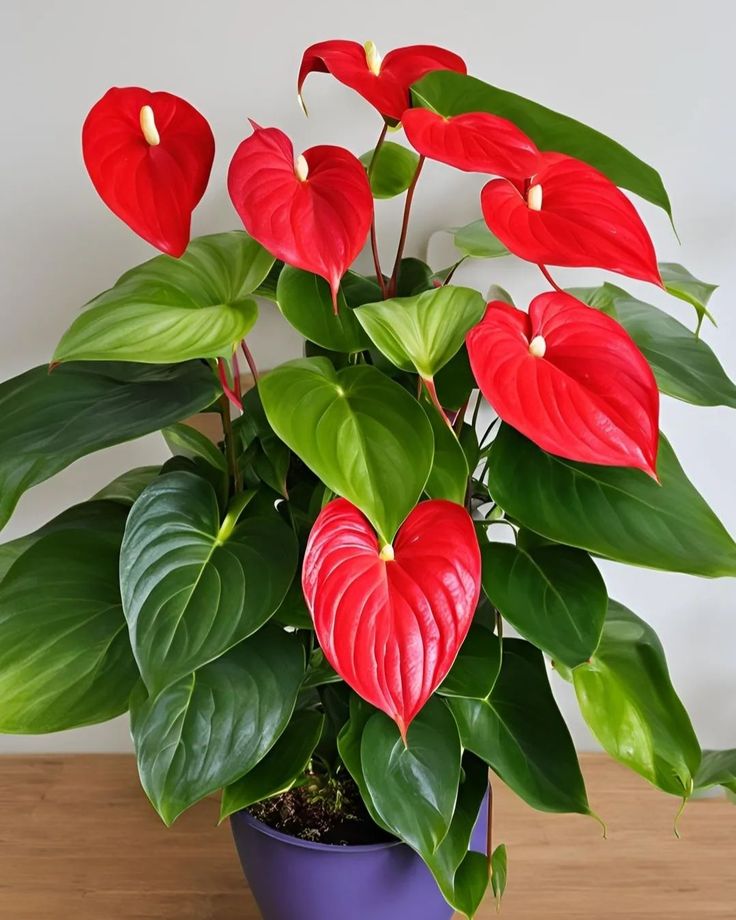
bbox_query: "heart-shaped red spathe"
[82,87,215,257]
[298,40,466,122]
[303,498,481,738]
[402,109,539,179]
[466,293,660,475]
[228,123,373,311]
[481,152,662,286]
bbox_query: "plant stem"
[388,155,425,297]
[538,263,564,293]
[422,376,452,428]
[368,124,389,298]
[241,339,259,383]
[219,393,242,494]
[486,773,494,876]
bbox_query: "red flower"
[303,498,481,739]
[228,123,373,311]
[466,293,660,476]
[298,40,466,122]
[481,152,662,286]
[402,109,539,178]
[82,87,215,257]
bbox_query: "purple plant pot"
[230,795,488,920]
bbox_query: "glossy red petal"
[466,294,660,475]
[402,109,539,178]
[480,152,662,286]
[82,87,215,257]
[303,498,481,737]
[227,123,373,307]
[298,40,466,121]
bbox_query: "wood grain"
[0,754,732,919]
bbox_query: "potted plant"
[1,36,734,920]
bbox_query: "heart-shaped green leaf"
[361,697,462,855]
[360,141,420,199]
[53,232,273,364]
[439,624,501,699]
[276,266,370,353]
[424,401,468,504]
[120,472,298,694]
[131,626,305,825]
[570,283,736,408]
[0,501,138,733]
[694,750,736,795]
[260,358,434,543]
[411,71,672,219]
[453,219,510,259]
[572,601,701,797]
[0,360,219,532]
[220,709,325,820]
[659,262,718,328]
[488,425,736,576]
[355,286,485,380]
[482,542,607,667]
[449,639,590,815]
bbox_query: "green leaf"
[53,232,273,364]
[355,286,485,380]
[573,601,701,797]
[92,466,161,506]
[488,425,736,577]
[220,709,325,820]
[120,472,298,694]
[491,843,508,909]
[360,141,419,199]
[449,639,590,815]
[411,71,672,219]
[236,387,291,498]
[659,262,718,328]
[0,501,138,733]
[435,346,476,411]
[340,271,383,308]
[336,694,392,832]
[481,542,607,667]
[276,266,370,353]
[424,401,469,504]
[259,358,434,543]
[439,624,501,699]
[453,219,509,259]
[395,258,435,296]
[131,626,305,825]
[163,422,228,472]
[0,360,219,532]
[694,750,736,795]
[361,698,462,855]
[570,283,736,408]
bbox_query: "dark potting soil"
[248,775,394,846]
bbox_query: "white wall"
[1,0,734,753]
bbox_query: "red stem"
[388,156,425,297]
[240,339,260,383]
[538,263,564,293]
[232,350,243,405]
[422,376,452,428]
[369,124,389,298]
[217,357,242,411]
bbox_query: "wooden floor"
[0,755,733,919]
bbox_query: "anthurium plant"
[1,38,735,917]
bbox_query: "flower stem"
[388,155,425,297]
[369,124,389,298]
[538,263,564,293]
[218,393,242,494]
[240,339,259,383]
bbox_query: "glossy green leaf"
[659,262,718,327]
[92,466,161,506]
[573,601,701,797]
[355,286,485,379]
[424,401,469,504]
[482,541,607,667]
[220,709,325,820]
[360,141,420,198]
[53,232,273,363]
[120,472,298,694]
[361,698,462,855]
[260,358,434,543]
[0,360,218,533]
[395,258,435,296]
[336,694,392,832]
[453,219,510,259]
[0,501,138,733]
[340,271,383,308]
[131,627,305,825]
[276,266,370,353]
[434,346,476,411]
[488,425,736,577]
[491,843,508,909]
[163,422,228,471]
[449,639,590,815]
[236,387,291,498]
[694,750,736,795]
[570,283,736,408]
[411,71,672,219]
[439,624,501,699]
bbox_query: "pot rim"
[231,808,403,854]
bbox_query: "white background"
[1,0,734,753]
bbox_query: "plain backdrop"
[0,0,734,754]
